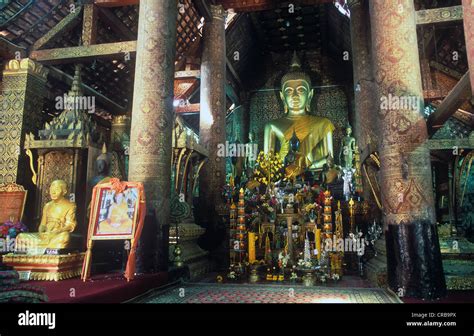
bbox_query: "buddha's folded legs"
[16,232,71,251]
[15,232,41,252]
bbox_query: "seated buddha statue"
[321,155,341,187]
[16,180,77,253]
[264,52,335,171]
[91,143,112,187]
[284,129,306,180]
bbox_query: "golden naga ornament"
[16,180,77,253]
[264,51,335,170]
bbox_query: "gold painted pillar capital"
[209,4,227,21]
[3,58,49,80]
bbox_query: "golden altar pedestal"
[2,252,85,281]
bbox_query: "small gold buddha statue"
[16,180,77,253]
[264,52,335,170]
[321,155,341,187]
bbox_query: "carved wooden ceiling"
[0,0,471,135]
[0,0,203,121]
[416,0,473,134]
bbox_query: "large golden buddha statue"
[16,180,77,253]
[264,52,335,170]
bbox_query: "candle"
[315,229,321,260]
[248,232,256,263]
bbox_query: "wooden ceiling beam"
[428,136,474,150]
[215,0,329,12]
[216,0,274,12]
[427,71,472,136]
[94,0,139,7]
[82,4,99,46]
[416,6,463,25]
[430,60,463,80]
[176,103,200,114]
[29,41,136,64]
[175,69,201,79]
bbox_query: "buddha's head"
[50,180,68,201]
[96,143,110,175]
[326,154,335,168]
[249,130,255,142]
[289,129,300,152]
[345,123,353,136]
[280,52,313,116]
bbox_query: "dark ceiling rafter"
[428,71,472,136]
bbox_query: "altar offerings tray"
[2,253,85,281]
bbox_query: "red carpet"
[28,272,168,303]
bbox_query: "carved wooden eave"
[24,133,92,150]
[174,79,199,99]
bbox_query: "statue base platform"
[2,252,85,281]
[363,238,388,288]
[170,222,209,280]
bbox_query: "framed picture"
[82,178,145,281]
[91,185,139,239]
